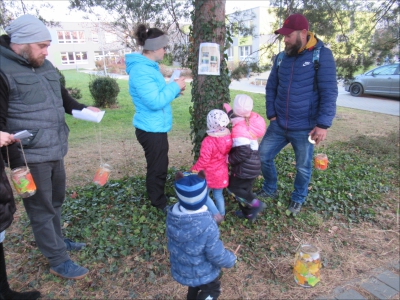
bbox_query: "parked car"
[344,63,399,98]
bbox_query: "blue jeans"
[259,121,314,204]
[205,188,225,216]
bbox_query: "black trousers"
[187,277,221,300]
[135,128,169,209]
[228,175,256,216]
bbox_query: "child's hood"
[166,209,214,244]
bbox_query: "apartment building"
[226,5,279,69]
[46,21,130,71]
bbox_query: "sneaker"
[255,189,278,199]
[213,213,224,225]
[286,201,302,216]
[64,238,86,251]
[50,260,89,280]
[248,199,266,223]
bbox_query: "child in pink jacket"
[191,109,232,224]
[224,94,267,223]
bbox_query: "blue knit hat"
[174,172,208,210]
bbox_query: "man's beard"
[20,45,45,67]
[284,34,302,57]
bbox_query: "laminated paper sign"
[198,43,220,75]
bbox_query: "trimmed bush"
[89,76,120,108]
[66,87,82,99]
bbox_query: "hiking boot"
[286,201,302,216]
[255,189,278,199]
[248,199,266,223]
[64,238,86,251]
[213,213,224,225]
[50,260,89,280]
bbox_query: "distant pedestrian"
[384,55,390,65]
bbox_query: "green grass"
[62,70,268,145]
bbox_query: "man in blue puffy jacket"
[258,14,337,215]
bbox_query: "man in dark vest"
[0,14,99,280]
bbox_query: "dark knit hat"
[174,172,208,210]
[274,13,309,35]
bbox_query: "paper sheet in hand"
[169,70,181,83]
[14,130,33,139]
[72,108,105,123]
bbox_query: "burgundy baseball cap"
[274,13,309,35]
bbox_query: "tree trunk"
[189,0,230,160]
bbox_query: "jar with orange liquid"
[314,153,329,170]
[93,163,111,186]
[11,166,37,198]
[293,244,321,287]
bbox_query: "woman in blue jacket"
[125,24,186,213]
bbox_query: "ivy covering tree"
[269,0,399,80]
[188,0,231,160]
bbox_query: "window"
[104,32,117,43]
[239,20,252,37]
[239,46,252,60]
[61,52,88,65]
[57,31,85,44]
[225,47,234,61]
[368,64,398,76]
[91,31,99,43]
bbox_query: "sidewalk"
[316,260,399,300]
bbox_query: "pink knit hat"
[233,94,253,117]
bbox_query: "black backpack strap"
[312,47,321,91]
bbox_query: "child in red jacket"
[191,109,232,224]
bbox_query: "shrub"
[56,67,66,87]
[66,87,82,99]
[160,53,173,66]
[89,76,120,108]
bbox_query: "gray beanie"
[5,14,52,44]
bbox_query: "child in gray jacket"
[166,171,236,300]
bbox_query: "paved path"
[316,260,400,300]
